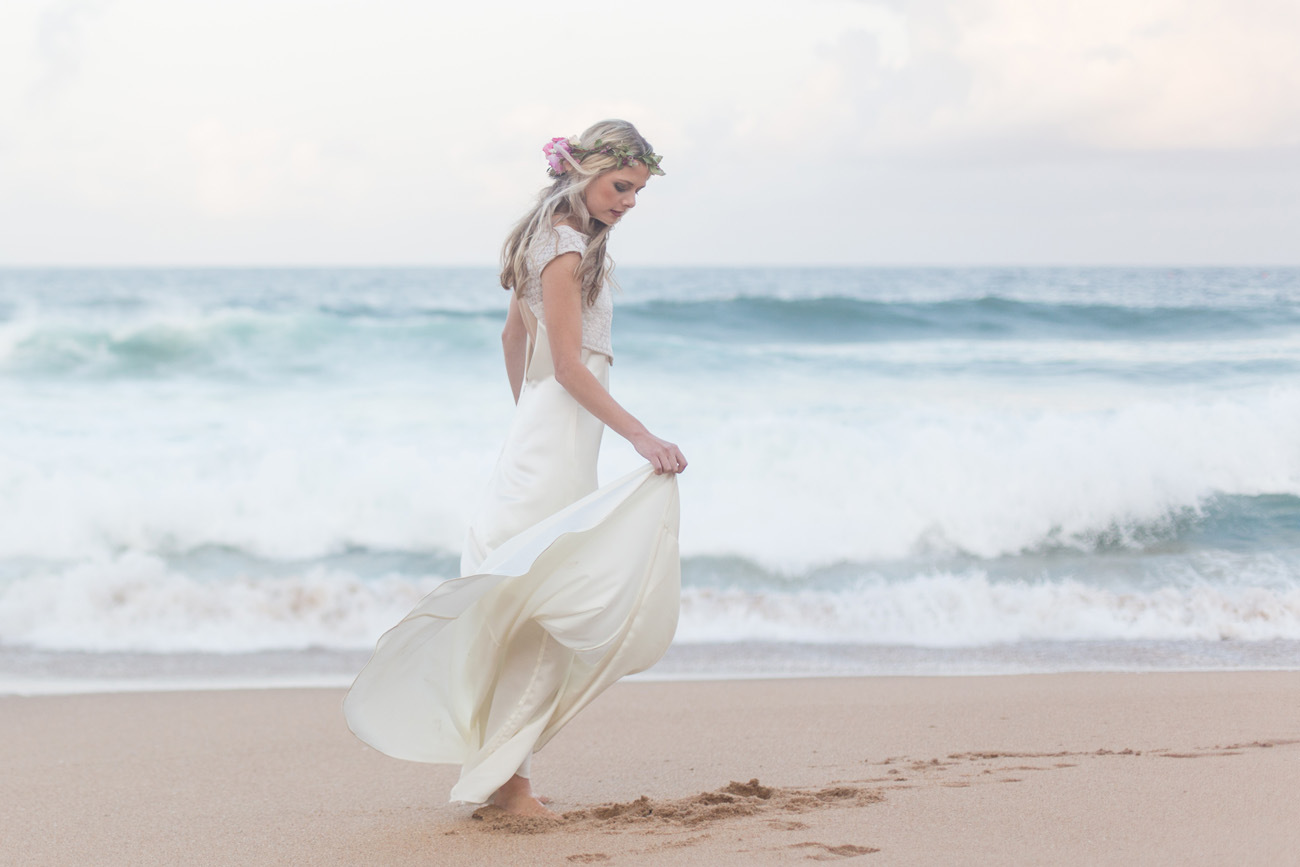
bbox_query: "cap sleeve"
[527,225,587,277]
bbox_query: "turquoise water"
[1,266,1298,684]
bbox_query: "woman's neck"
[553,214,587,233]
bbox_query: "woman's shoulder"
[548,219,588,244]
[529,221,588,260]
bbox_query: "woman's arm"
[541,253,687,475]
[502,293,528,404]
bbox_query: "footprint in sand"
[852,739,1300,794]
[788,841,880,860]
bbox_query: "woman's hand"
[630,431,687,475]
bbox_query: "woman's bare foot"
[488,774,555,817]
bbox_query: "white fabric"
[343,298,679,805]
[521,225,614,360]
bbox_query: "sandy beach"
[4,672,1299,866]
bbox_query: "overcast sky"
[1,0,1296,266]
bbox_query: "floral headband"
[543,136,665,179]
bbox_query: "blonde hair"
[500,120,658,306]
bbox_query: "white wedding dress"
[344,229,680,804]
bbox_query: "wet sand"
[4,672,1299,866]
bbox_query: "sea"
[2,266,1298,693]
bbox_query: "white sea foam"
[2,556,1298,653]
[646,382,1300,568]
[754,334,1300,369]
[0,552,440,653]
[1,380,1297,568]
[676,574,1300,645]
[3,267,1298,658]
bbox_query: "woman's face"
[583,164,651,225]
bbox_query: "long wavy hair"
[500,120,658,306]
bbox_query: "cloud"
[186,119,371,218]
[844,0,1300,155]
[29,0,107,106]
[0,0,1296,264]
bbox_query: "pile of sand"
[469,778,885,835]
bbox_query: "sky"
[0,0,1297,266]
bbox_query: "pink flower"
[543,137,572,174]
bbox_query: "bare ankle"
[489,775,554,817]
[493,774,531,797]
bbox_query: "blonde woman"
[346,120,684,817]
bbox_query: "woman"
[344,120,685,817]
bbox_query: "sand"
[4,672,1299,866]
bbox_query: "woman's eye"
[615,184,629,192]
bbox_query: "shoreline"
[4,638,1300,697]
[5,672,1299,865]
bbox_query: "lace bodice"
[521,224,613,360]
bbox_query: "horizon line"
[2,262,1298,271]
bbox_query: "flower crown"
[543,136,665,179]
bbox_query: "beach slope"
[4,673,1298,866]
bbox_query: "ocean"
[2,266,1298,692]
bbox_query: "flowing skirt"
[343,320,680,803]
